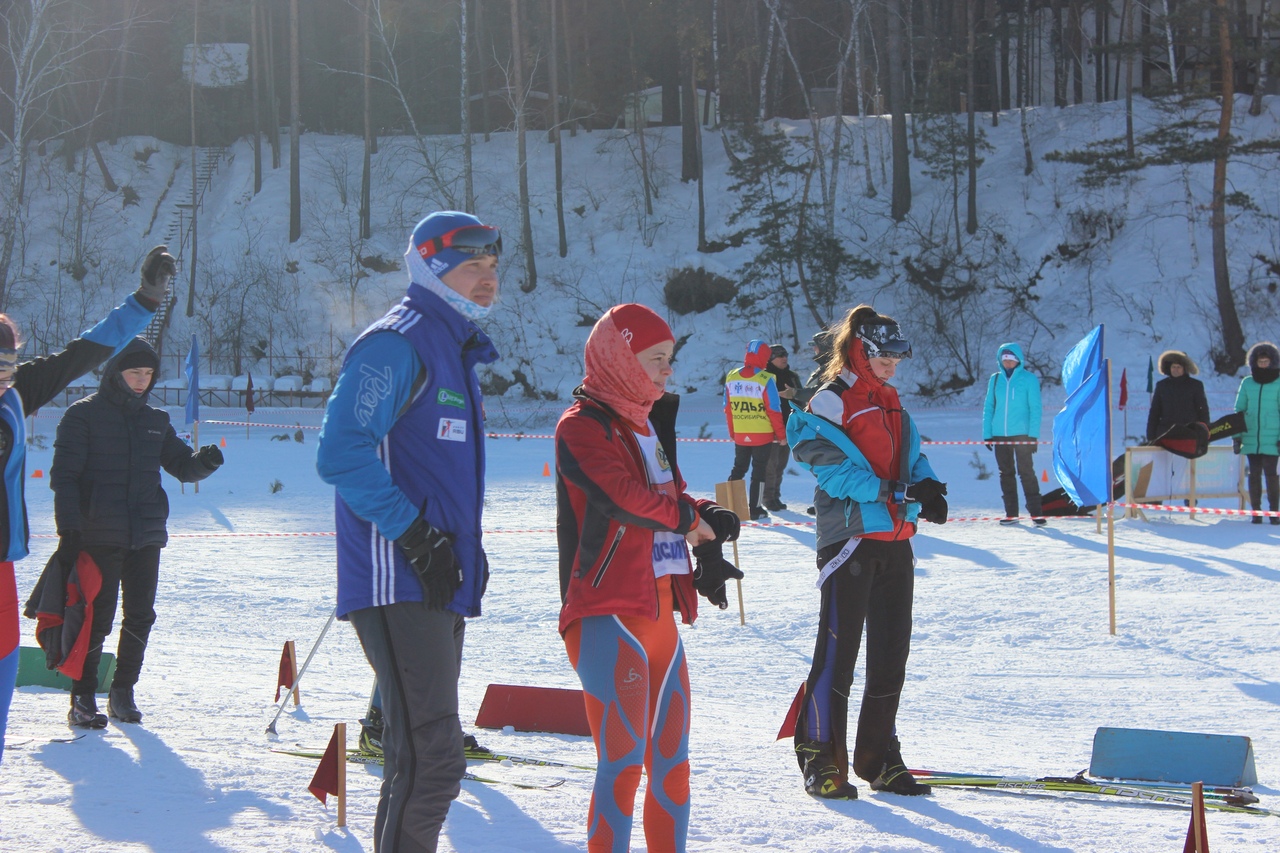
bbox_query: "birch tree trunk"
[461,0,474,213]
[511,0,537,291]
[1249,0,1272,116]
[888,0,911,220]
[966,0,978,234]
[1210,0,1246,371]
[550,0,567,256]
[288,0,301,243]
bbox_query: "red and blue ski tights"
[563,576,691,853]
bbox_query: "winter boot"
[69,693,108,729]
[463,732,492,756]
[359,705,384,756]
[867,736,931,796]
[749,505,769,521]
[107,686,143,723]
[764,499,788,512]
[796,741,858,800]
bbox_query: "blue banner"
[1061,325,1103,395]
[1052,325,1111,507]
[184,335,200,425]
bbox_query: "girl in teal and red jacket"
[787,304,947,800]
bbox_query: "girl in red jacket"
[555,304,741,853]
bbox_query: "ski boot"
[358,705,384,756]
[796,741,858,800]
[867,736,931,795]
[463,732,493,757]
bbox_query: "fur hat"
[1158,350,1198,376]
[1248,341,1280,369]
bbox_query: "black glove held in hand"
[55,530,82,568]
[691,541,744,609]
[918,494,949,524]
[397,517,459,609]
[905,478,947,505]
[1232,438,1242,455]
[196,444,224,471]
[136,245,176,306]
[698,503,741,543]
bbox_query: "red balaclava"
[582,304,674,428]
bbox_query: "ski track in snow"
[2,406,1278,852]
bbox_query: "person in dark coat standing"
[0,246,169,761]
[49,337,223,727]
[763,344,802,511]
[1146,350,1210,443]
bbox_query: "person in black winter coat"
[48,337,224,727]
[1146,350,1210,443]
[763,344,802,510]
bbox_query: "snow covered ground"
[2,403,1278,852]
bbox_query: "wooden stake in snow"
[715,480,748,626]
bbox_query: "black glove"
[698,503,741,543]
[905,478,947,504]
[984,442,994,451]
[691,541,744,610]
[918,494,949,524]
[196,444,224,471]
[55,530,82,569]
[136,245,175,306]
[397,517,459,609]
[1233,438,1242,455]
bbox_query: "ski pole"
[266,608,336,734]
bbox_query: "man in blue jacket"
[982,343,1045,526]
[317,211,500,853]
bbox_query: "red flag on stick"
[775,682,807,741]
[309,722,347,825]
[1182,781,1209,852]
[1118,368,1128,411]
[275,640,299,704]
[245,372,256,415]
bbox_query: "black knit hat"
[770,344,788,358]
[115,347,159,373]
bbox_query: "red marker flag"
[309,723,347,808]
[275,640,298,704]
[1118,368,1128,411]
[245,372,256,415]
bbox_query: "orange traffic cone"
[220,437,227,447]
[1041,469,1049,483]
[31,469,43,478]
[542,462,551,477]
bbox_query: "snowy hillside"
[9,95,1280,421]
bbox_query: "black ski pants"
[72,545,161,695]
[764,442,791,505]
[1246,453,1279,511]
[349,601,466,853]
[729,443,774,509]
[993,435,1043,518]
[795,537,915,783]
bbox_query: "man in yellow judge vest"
[724,339,787,519]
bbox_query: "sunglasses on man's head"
[417,224,502,259]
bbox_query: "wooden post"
[335,722,347,827]
[193,421,200,494]
[715,480,749,626]
[1105,360,1116,636]
[1189,781,1207,852]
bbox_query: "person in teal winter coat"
[982,343,1044,525]
[1234,341,1280,525]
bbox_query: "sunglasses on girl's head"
[417,224,503,259]
[858,335,912,361]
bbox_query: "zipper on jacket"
[591,525,626,588]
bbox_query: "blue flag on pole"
[185,335,200,425]
[1052,325,1111,507]
[1061,324,1104,395]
